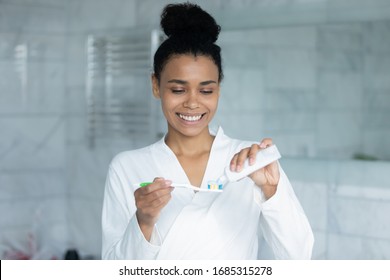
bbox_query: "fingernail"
[164,180,172,186]
[249,157,255,165]
[260,143,266,149]
[230,163,235,171]
[236,164,242,172]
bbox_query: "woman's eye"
[200,90,213,95]
[171,89,185,94]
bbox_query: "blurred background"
[1,0,390,259]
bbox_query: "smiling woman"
[101,2,313,260]
[152,55,220,138]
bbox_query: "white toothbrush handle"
[171,183,222,192]
[133,182,222,192]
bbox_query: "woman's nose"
[183,91,199,109]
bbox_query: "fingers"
[134,177,174,226]
[248,143,261,165]
[230,138,274,172]
[259,138,273,148]
[135,188,172,209]
[135,178,173,203]
[136,178,171,195]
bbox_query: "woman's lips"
[176,113,206,122]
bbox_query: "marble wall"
[216,22,390,161]
[0,0,68,259]
[283,158,390,259]
[1,0,389,259]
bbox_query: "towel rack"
[86,29,164,148]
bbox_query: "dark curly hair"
[153,2,223,82]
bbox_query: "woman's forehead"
[161,54,219,82]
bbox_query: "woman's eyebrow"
[200,80,217,85]
[167,79,187,85]
[167,79,217,85]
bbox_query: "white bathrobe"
[101,127,314,260]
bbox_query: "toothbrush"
[134,182,223,193]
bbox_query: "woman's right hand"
[134,177,173,241]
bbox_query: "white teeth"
[179,114,202,122]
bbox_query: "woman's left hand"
[230,138,280,200]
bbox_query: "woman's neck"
[165,127,215,157]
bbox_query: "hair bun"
[160,3,221,43]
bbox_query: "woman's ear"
[151,74,160,99]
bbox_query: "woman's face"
[152,54,220,138]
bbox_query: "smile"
[177,113,205,122]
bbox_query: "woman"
[101,2,314,260]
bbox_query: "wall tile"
[65,85,87,115]
[328,233,390,259]
[221,45,268,68]
[0,3,66,33]
[292,181,327,231]
[65,36,86,87]
[265,49,317,90]
[263,26,317,48]
[361,130,390,161]
[363,21,390,53]
[336,184,390,202]
[318,50,363,72]
[334,160,390,189]
[211,113,265,142]
[328,196,390,239]
[312,231,327,259]
[363,89,390,111]
[362,112,390,129]
[0,116,65,170]
[364,54,390,90]
[0,197,67,228]
[65,115,86,144]
[66,142,129,199]
[327,0,390,23]
[267,132,317,158]
[0,220,67,259]
[219,29,266,46]
[67,0,137,32]
[316,112,362,159]
[25,34,66,61]
[134,0,170,27]
[0,62,65,114]
[3,0,65,6]
[0,171,65,201]
[68,198,103,258]
[220,26,316,48]
[281,158,333,183]
[317,23,364,51]
[262,111,317,132]
[264,89,318,111]
[0,33,19,59]
[0,60,21,97]
[0,226,34,258]
[318,72,362,109]
[219,68,266,114]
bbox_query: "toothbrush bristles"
[207,181,223,190]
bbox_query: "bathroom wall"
[216,21,390,160]
[64,0,138,258]
[283,158,390,259]
[1,0,389,259]
[0,0,68,259]
[0,0,138,259]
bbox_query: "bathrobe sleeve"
[101,161,161,260]
[255,165,314,259]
